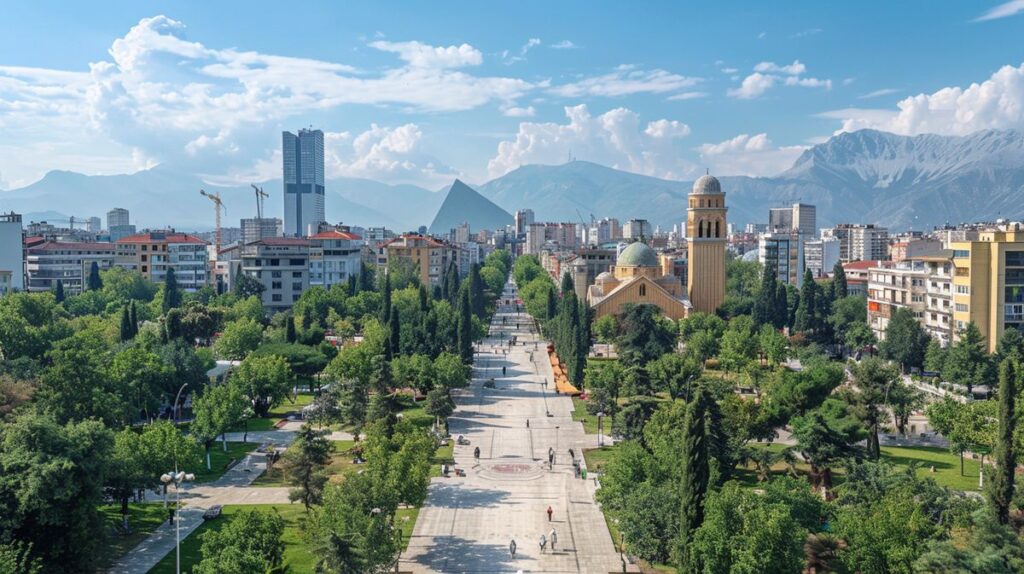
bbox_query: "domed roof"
[692,174,722,195]
[617,242,659,267]
[595,271,614,283]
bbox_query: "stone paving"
[401,281,635,573]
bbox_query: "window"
[639,284,646,297]
[141,254,147,262]
[271,271,282,278]
[955,285,970,294]
[290,259,304,266]
[270,259,280,266]
[272,281,282,289]
[272,294,282,302]
[292,282,303,291]
[142,265,148,272]
[955,303,969,312]
[293,271,302,278]
[1006,252,1024,267]
[952,249,970,259]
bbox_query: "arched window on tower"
[639,283,646,297]
[714,220,720,238]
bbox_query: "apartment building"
[308,229,364,289]
[867,256,956,347]
[525,222,579,255]
[824,224,890,262]
[949,224,1024,352]
[240,237,310,314]
[0,213,24,293]
[805,237,840,278]
[25,241,116,295]
[115,231,209,291]
[758,231,804,287]
[380,234,459,288]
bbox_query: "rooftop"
[27,241,116,252]
[617,242,659,267]
[117,232,207,245]
[309,230,363,241]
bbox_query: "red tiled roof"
[28,241,116,252]
[308,230,363,240]
[843,260,892,271]
[382,234,446,248]
[253,237,310,247]
[23,236,46,247]
[116,232,208,245]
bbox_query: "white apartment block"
[26,241,116,295]
[525,222,579,255]
[308,229,364,289]
[867,256,955,347]
[805,237,840,278]
[240,237,310,313]
[0,213,24,293]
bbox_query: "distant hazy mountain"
[476,129,1024,231]
[4,129,1023,233]
[428,180,513,234]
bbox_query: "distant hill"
[5,129,1024,232]
[428,179,512,234]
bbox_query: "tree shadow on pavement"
[425,483,512,510]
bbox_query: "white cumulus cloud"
[754,60,806,75]
[729,60,831,99]
[827,62,1024,135]
[697,133,806,177]
[487,104,697,180]
[550,66,700,98]
[728,73,777,99]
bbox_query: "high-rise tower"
[283,128,325,236]
[686,174,727,313]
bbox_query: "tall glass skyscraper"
[283,128,326,236]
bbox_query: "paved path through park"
[401,279,635,573]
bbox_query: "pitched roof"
[308,230,363,240]
[382,234,447,248]
[252,237,310,247]
[116,232,207,245]
[27,241,116,252]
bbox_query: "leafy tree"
[594,314,618,343]
[0,541,42,574]
[425,387,456,431]
[943,322,993,394]
[387,306,400,361]
[923,337,948,373]
[214,318,264,360]
[718,316,757,374]
[996,327,1024,364]
[647,353,702,400]
[193,509,285,574]
[927,397,997,477]
[87,261,103,290]
[678,312,726,342]
[282,424,334,509]
[794,269,819,335]
[53,280,65,303]
[845,357,901,459]
[163,307,183,341]
[107,428,151,530]
[914,509,1024,573]
[687,329,719,364]
[752,264,783,328]
[286,315,297,343]
[230,354,291,418]
[845,321,877,354]
[191,383,243,469]
[233,272,266,299]
[0,414,113,573]
[832,260,848,298]
[617,304,676,368]
[880,307,930,371]
[790,398,864,492]
[456,286,473,363]
[758,324,788,365]
[36,332,126,426]
[110,346,173,422]
[162,267,182,312]
[119,304,133,342]
[989,359,1017,524]
[379,272,392,324]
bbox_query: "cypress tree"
[794,269,817,334]
[990,359,1017,524]
[560,270,574,295]
[347,274,358,295]
[164,308,182,340]
[546,285,558,320]
[119,305,133,342]
[677,389,711,573]
[832,260,848,299]
[162,267,181,312]
[379,272,392,325]
[87,261,103,291]
[129,301,139,336]
[457,286,473,363]
[286,316,297,343]
[470,264,485,317]
[388,306,401,360]
[54,280,65,303]
[752,265,776,327]
[418,284,430,312]
[444,261,460,305]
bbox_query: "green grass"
[229,394,316,432]
[429,440,454,478]
[149,504,309,574]
[571,397,601,434]
[194,442,259,483]
[396,506,420,551]
[96,503,171,569]
[395,395,435,429]
[583,445,618,474]
[881,446,982,491]
[252,440,359,487]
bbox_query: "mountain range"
[3,129,1024,234]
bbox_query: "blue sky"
[1,0,1023,190]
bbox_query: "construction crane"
[250,184,269,219]
[40,216,92,230]
[199,189,226,253]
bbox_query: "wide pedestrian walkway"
[401,279,635,573]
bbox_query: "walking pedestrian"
[526,419,530,428]
[509,538,517,556]
[546,506,553,522]
[502,366,506,376]
[539,534,547,553]
[473,446,480,461]
[549,528,558,550]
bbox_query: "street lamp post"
[597,412,605,447]
[555,426,560,463]
[160,470,195,574]
[613,518,626,573]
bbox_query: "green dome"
[617,242,658,267]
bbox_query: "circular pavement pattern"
[477,461,546,481]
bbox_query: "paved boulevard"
[400,280,634,573]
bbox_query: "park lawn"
[149,504,310,574]
[429,440,455,478]
[396,506,420,550]
[193,441,259,483]
[395,395,435,429]
[230,393,316,432]
[253,440,359,487]
[571,397,600,434]
[583,445,618,474]
[96,503,170,569]
[881,446,982,491]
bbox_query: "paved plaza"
[400,282,633,573]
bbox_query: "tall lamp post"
[597,412,605,447]
[161,470,195,574]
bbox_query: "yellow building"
[950,223,1024,352]
[587,242,691,320]
[380,234,459,288]
[686,174,727,313]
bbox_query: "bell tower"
[686,174,727,313]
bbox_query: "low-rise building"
[25,241,116,294]
[380,234,459,288]
[308,228,364,289]
[240,237,310,313]
[115,231,209,291]
[587,242,691,321]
